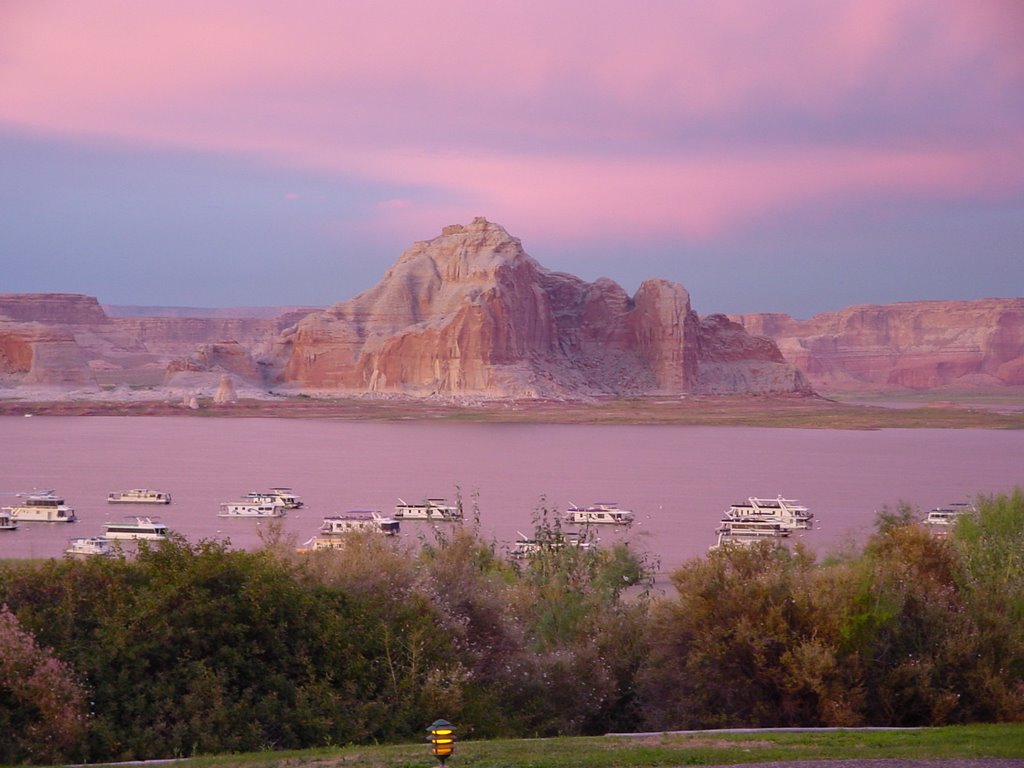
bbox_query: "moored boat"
[320,511,400,536]
[562,502,634,525]
[65,536,115,558]
[509,531,595,559]
[0,509,17,531]
[245,487,303,509]
[2,491,76,523]
[218,501,286,518]
[394,498,462,521]
[723,496,813,530]
[103,517,169,540]
[715,518,790,538]
[107,488,172,504]
[303,511,401,550]
[925,501,975,534]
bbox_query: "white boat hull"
[394,498,461,521]
[66,537,114,557]
[7,508,76,523]
[108,492,171,504]
[563,504,634,525]
[104,529,167,540]
[218,503,285,518]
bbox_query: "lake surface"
[1,416,1021,576]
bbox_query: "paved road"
[716,762,1024,767]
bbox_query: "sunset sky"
[2,1,1022,317]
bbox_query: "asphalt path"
[719,762,1023,768]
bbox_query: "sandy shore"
[2,387,1023,428]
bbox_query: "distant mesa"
[1,218,1021,401]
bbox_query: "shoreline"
[3,393,1024,428]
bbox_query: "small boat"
[303,511,401,550]
[562,503,634,525]
[925,501,975,533]
[715,518,790,538]
[107,488,172,504]
[65,536,114,558]
[218,501,286,518]
[723,497,813,530]
[319,511,400,536]
[0,509,17,531]
[708,528,786,552]
[244,487,303,509]
[393,498,462,521]
[103,517,169,540]
[2,491,76,523]
[509,531,595,559]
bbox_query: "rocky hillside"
[8,220,1018,400]
[273,218,809,397]
[732,299,1024,391]
[0,293,293,390]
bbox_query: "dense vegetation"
[0,490,1022,764]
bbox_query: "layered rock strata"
[276,218,809,397]
[732,299,1024,391]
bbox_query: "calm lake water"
[1,416,1021,576]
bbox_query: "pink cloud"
[1,0,1020,242]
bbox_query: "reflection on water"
[0,416,1021,577]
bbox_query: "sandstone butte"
[0,217,1021,400]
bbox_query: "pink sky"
[1,0,1022,313]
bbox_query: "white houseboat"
[0,509,17,531]
[715,518,791,538]
[394,498,462,521]
[218,501,286,518]
[562,503,634,526]
[321,511,400,536]
[509,531,595,559]
[245,487,303,509]
[2,492,76,523]
[708,530,763,552]
[65,536,115,558]
[303,511,401,550]
[107,488,172,504]
[103,517,169,540]
[724,497,813,530]
[925,501,975,533]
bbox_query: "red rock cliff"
[732,299,1024,391]
[277,218,807,397]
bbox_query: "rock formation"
[213,374,238,404]
[732,299,1024,391]
[15,220,1019,401]
[275,218,809,397]
[0,294,298,392]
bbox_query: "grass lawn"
[174,725,1024,768]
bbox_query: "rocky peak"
[278,219,806,397]
[405,216,533,283]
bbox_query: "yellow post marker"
[426,719,456,765]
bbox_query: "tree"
[0,604,90,764]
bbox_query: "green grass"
[160,725,1024,768]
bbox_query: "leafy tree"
[640,542,845,729]
[949,489,1024,720]
[0,604,90,764]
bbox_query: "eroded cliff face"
[732,299,1024,391]
[0,220,812,399]
[0,294,296,390]
[277,218,807,397]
